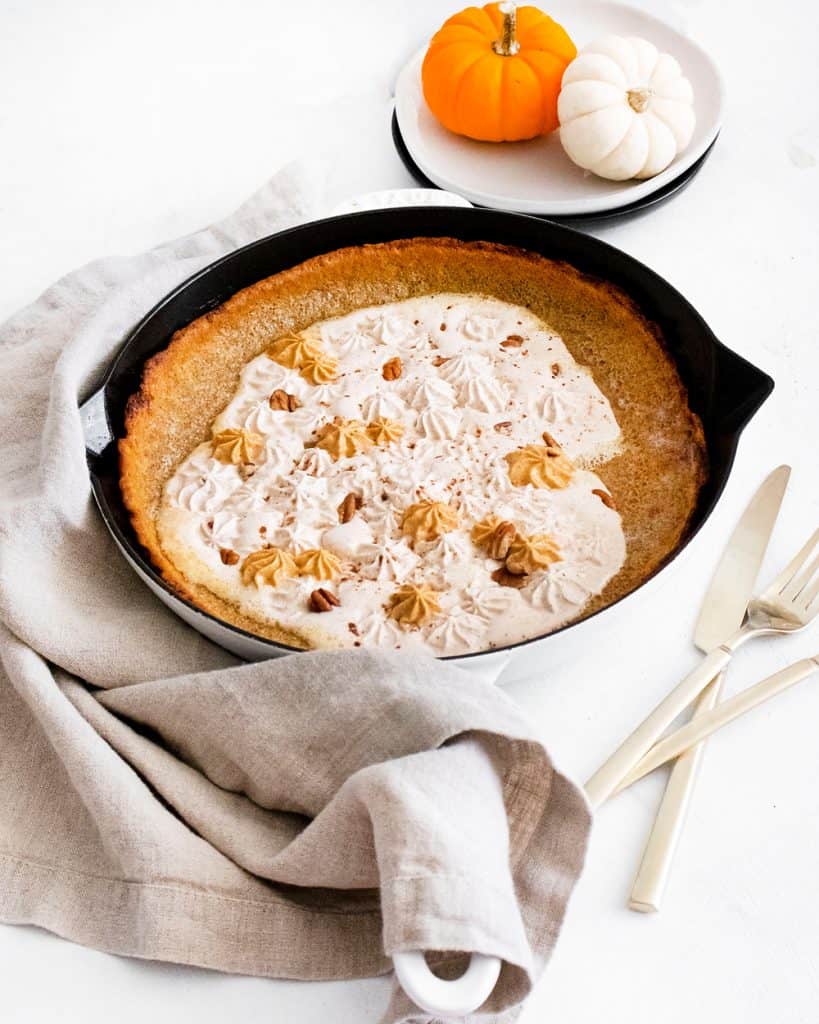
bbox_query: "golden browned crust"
[120,237,707,649]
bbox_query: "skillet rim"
[82,206,774,662]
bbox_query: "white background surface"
[1,1,818,1021]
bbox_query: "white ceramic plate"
[394,0,724,216]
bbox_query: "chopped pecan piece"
[593,488,616,510]
[309,588,340,612]
[382,356,402,381]
[493,421,513,435]
[487,521,517,560]
[269,388,302,412]
[337,491,363,523]
[551,362,561,378]
[219,548,240,565]
[432,355,449,367]
[491,566,528,589]
[501,334,524,348]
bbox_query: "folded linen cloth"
[0,165,591,1022]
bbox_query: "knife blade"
[694,464,791,652]
[628,464,791,912]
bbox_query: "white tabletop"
[2,1,818,1021]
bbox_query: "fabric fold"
[0,164,591,1022]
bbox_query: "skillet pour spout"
[79,207,773,665]
[712,340,774,434]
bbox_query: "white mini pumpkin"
[558,35,695,181]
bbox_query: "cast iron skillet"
[80,206,774,661]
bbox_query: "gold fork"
[585,527,819,809]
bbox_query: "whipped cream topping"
[157,294,625,655]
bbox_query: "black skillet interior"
[84,207,774,652]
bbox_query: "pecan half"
[219,548,240,565]
[501,334,524,348]
[487,521,517,560]
[269,389,302,412]
[309,588,340,612]
[382,356,402,381]
[592,488,616,510]
[491,566,528,589]
[337,491,363,523]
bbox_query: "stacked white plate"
[393,0,724,219]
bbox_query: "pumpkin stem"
[627,87,652,113]
[492,1,520,56]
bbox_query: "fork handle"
[616,657,819,789]
[585,646,733,809]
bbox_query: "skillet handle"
[79,387,115,458]
[392,951,501,1017]
[712,342,774,433]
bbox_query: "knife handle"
[584,646,733,809]
[628,672,724,913]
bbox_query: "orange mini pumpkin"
[422,2,576,143]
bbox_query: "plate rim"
[391,109,719,226]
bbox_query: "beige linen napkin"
[0,165,591,1022]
